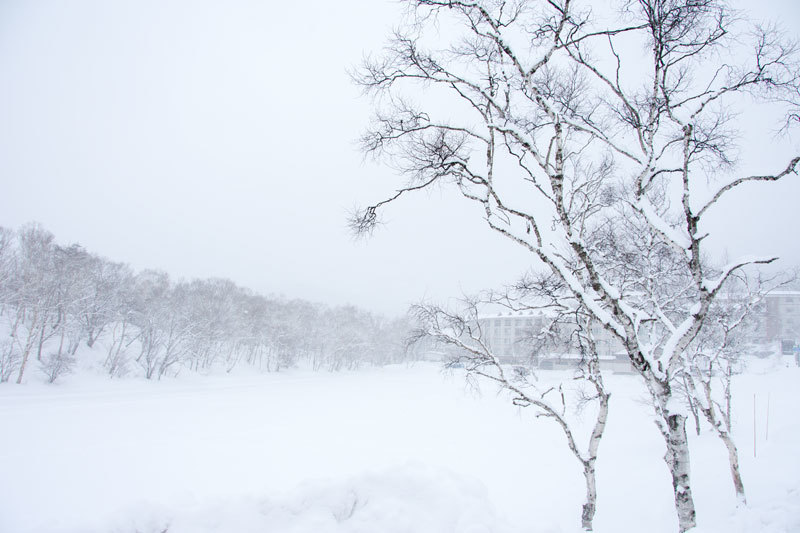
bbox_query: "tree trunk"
[16,310,40,384]
[36,321,47,361]
[582,388,609,530]
[699,376,747,504]
[718,430,746,504]
[683,375,701,436]
[57,326,66,357]
[16,338,34,384]
[664,412,697,532]
[69,337,81,355]
[581,463,597,530]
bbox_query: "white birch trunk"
[664,411,696,532]
[719,429,746,504]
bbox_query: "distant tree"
[238,292,273,371]
[179,278,243,372]
[0,227,19,381]
[11,224,58,384]
[0,222,410,382]
[40,350,76,384]
[50,244,93,360]
[131,270,172,380]
[103,265,136,378]
[324,306,377,371]
[374,316,413,365]
[353,1,799,530]
[79,256,128,349]
[0,227,15,312]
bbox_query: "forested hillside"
[0,223,412,384]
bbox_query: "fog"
[1,0,798,314]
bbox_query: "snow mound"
[97,464,510,533]
[694,487,800,533]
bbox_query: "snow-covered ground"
[1,359,798,533]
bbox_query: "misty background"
[1,0,798,315]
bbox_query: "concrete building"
[476,312,543,361]
[762,290,800,352]
[473,290,800,371]
[475,311,630,371]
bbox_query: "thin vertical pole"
[753,393,757,458]
[766,392,770,442]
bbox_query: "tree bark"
[581,378,609,531]
[36,321,47,361]
[683,375,702,436]
[699,376,747,504]
[665,412,696,532]
[581,463,598,530]
[719,429,746,504]
[16,309,40,384]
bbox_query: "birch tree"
[79,256,127,349]
[0,227,19,381]
[352,1,800,530]
[412,295,609,530]
[12,224,58,384]
[681,272,790,504]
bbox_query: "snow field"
[0,361,798,532]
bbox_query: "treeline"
[0,223,413,383]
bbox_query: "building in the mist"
[475,312,542,361]
[475,311,631,372]
[472,290,800,371]
[762,290,800,352]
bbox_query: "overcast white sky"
[1,0,798,315]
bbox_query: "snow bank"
[93,465,505,533]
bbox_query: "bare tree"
[12,224,58,384]
[680,272,792,505]
[40,350,76,384]
[0,227,16,315]
[131,270,171,380]
[102,266,136,378]
[0,227,20,382]
[353,1,799,530]
[411,296,609,530]
[79,256,128,349]
[0,221,411,382]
